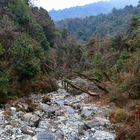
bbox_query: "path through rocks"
[0,79,116,140]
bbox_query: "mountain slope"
[49,0,139,21]
[0,0,59,101]
[56,4,140,41]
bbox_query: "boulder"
[86,117,111,130]
[92,130,115,140]
[37,132,55,140]
[21,128,35,136]
[39,103,50,112]
[23,113,40,127]
[81,110,94,119]
[64,106,75,114]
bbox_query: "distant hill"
[49,0,139,21]
[56,4,140,41]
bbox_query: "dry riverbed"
[0,78,116,140]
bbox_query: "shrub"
[18,75,58,94]
[0,43,5,57]
[125,132,135,140]
[92,69,104,81]
[28,22,50,50]
[8,0,30,25]
[114,109,128,123]
[114,50,129,71]
[109,85,128,106]
[0,71,9,99]
[42,96,51,104]
[11,35,41,80]
[93,53,102,66]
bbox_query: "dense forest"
[78,15,140,139]
[56,3,140,41]
[0,0,83,102]
[0,0,57,102]
[0,0,140,139]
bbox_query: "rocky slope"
[0,79,116,140]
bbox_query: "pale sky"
[34,0,109,11]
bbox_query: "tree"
[130,16,139,31]
[8,0,31,25]
[0,71,9,99]
[11,35,42,80]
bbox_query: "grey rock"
[17,103,29,111]
[92,130,115,140]
[55,100,65,106]
[38,120,50,129]
[0,78,116,140]
[17,111,25,118]
[65,106,75,114]
[68,135,79,140]
[86,117,111,130]
[34,111,44,118]
[40,103,59,118]
[55,130,64,139]
[78,124,90,135]
[55,110,64,116]
[21,128,35,136]
[23,113,40,127]
[39,103,50,112]
[20,135,33,140]
[81,110,94,119]
[37,132,55,140]
[35,128,46,133]
[0,128,4,135]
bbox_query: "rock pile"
[0,81,116,140]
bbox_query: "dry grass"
[84,94,110,105]
[110,104,140,140]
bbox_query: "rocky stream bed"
[0,79,116,140]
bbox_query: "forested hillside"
[0,0,59,101]
[56,3,140,41]
[79,16,140,139]
[56,3,140,139]
[0,0,140,139]
[50,0,139,21]
[0,0,83,102]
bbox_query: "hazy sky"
[34,0,109,11]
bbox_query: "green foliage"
[92,69,104,81]
[130,16,139,31]
[114,109,128,123]
[9,0,30,25]
[0,43,5,56]
[110,35,128,50]
[57,5,140,41]
[114,50,129,71]
[93,53,102,66]
[42,96,51,103]
[0,71,9,98]
[32,7,57,47]
[11,35,41,80]
[29,22,50,50]
[80,48,88,70]
[61,28,69,39]
[125,132,135,140]
[0,0,59,101]
[128,28,140,50]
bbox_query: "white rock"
[10,107,16,112]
